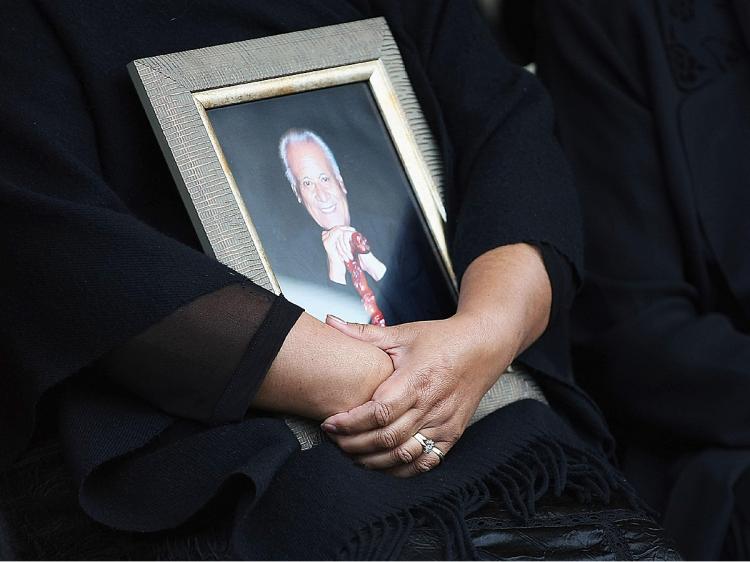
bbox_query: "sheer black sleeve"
[98,285,303,424]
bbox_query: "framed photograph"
[128,18,456,329]
[128,18,544,448]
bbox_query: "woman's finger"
[322,397,408,436]
[352,431,425,470]
[329,408,423,455]
[388,438,451,478]
[325,315,398,348]
[322,370,414,434]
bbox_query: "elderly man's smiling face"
[286,140,351,230]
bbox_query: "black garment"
[402,492,679,560]
[0,514,11,562]
[100,285,302,424]
[0,441,679,560]
[0,438,680,561]
[1,0,637,559]
[536,0,750,558]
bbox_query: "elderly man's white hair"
[278,129,343,199]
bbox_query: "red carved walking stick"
[345,231,386,326]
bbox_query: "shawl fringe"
[338,436,646,560]
[1,434,646,560]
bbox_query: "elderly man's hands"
[322,226,387,284]
[358,251,387,281]
[322,225,355,284]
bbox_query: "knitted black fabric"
[0,431,663,561]
[0,513,12,561]
[0,0,625,558]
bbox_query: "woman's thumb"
[325,315,393,348]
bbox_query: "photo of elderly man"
[279,129,387,325]
[204,83,455,328]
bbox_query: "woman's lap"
[0,438,680,560]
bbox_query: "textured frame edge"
[127,61,216,260]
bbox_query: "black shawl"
[1,0,630,558]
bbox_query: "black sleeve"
[535,0,750,447]
[0,1,307,536]
[372,0,583,315]
[0,0,296,464]
[538,243,576,325]
[98,285,303,425]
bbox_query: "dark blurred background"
[475,0,535,66]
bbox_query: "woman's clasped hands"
[321,312,516,477]
[316,244,552,477]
